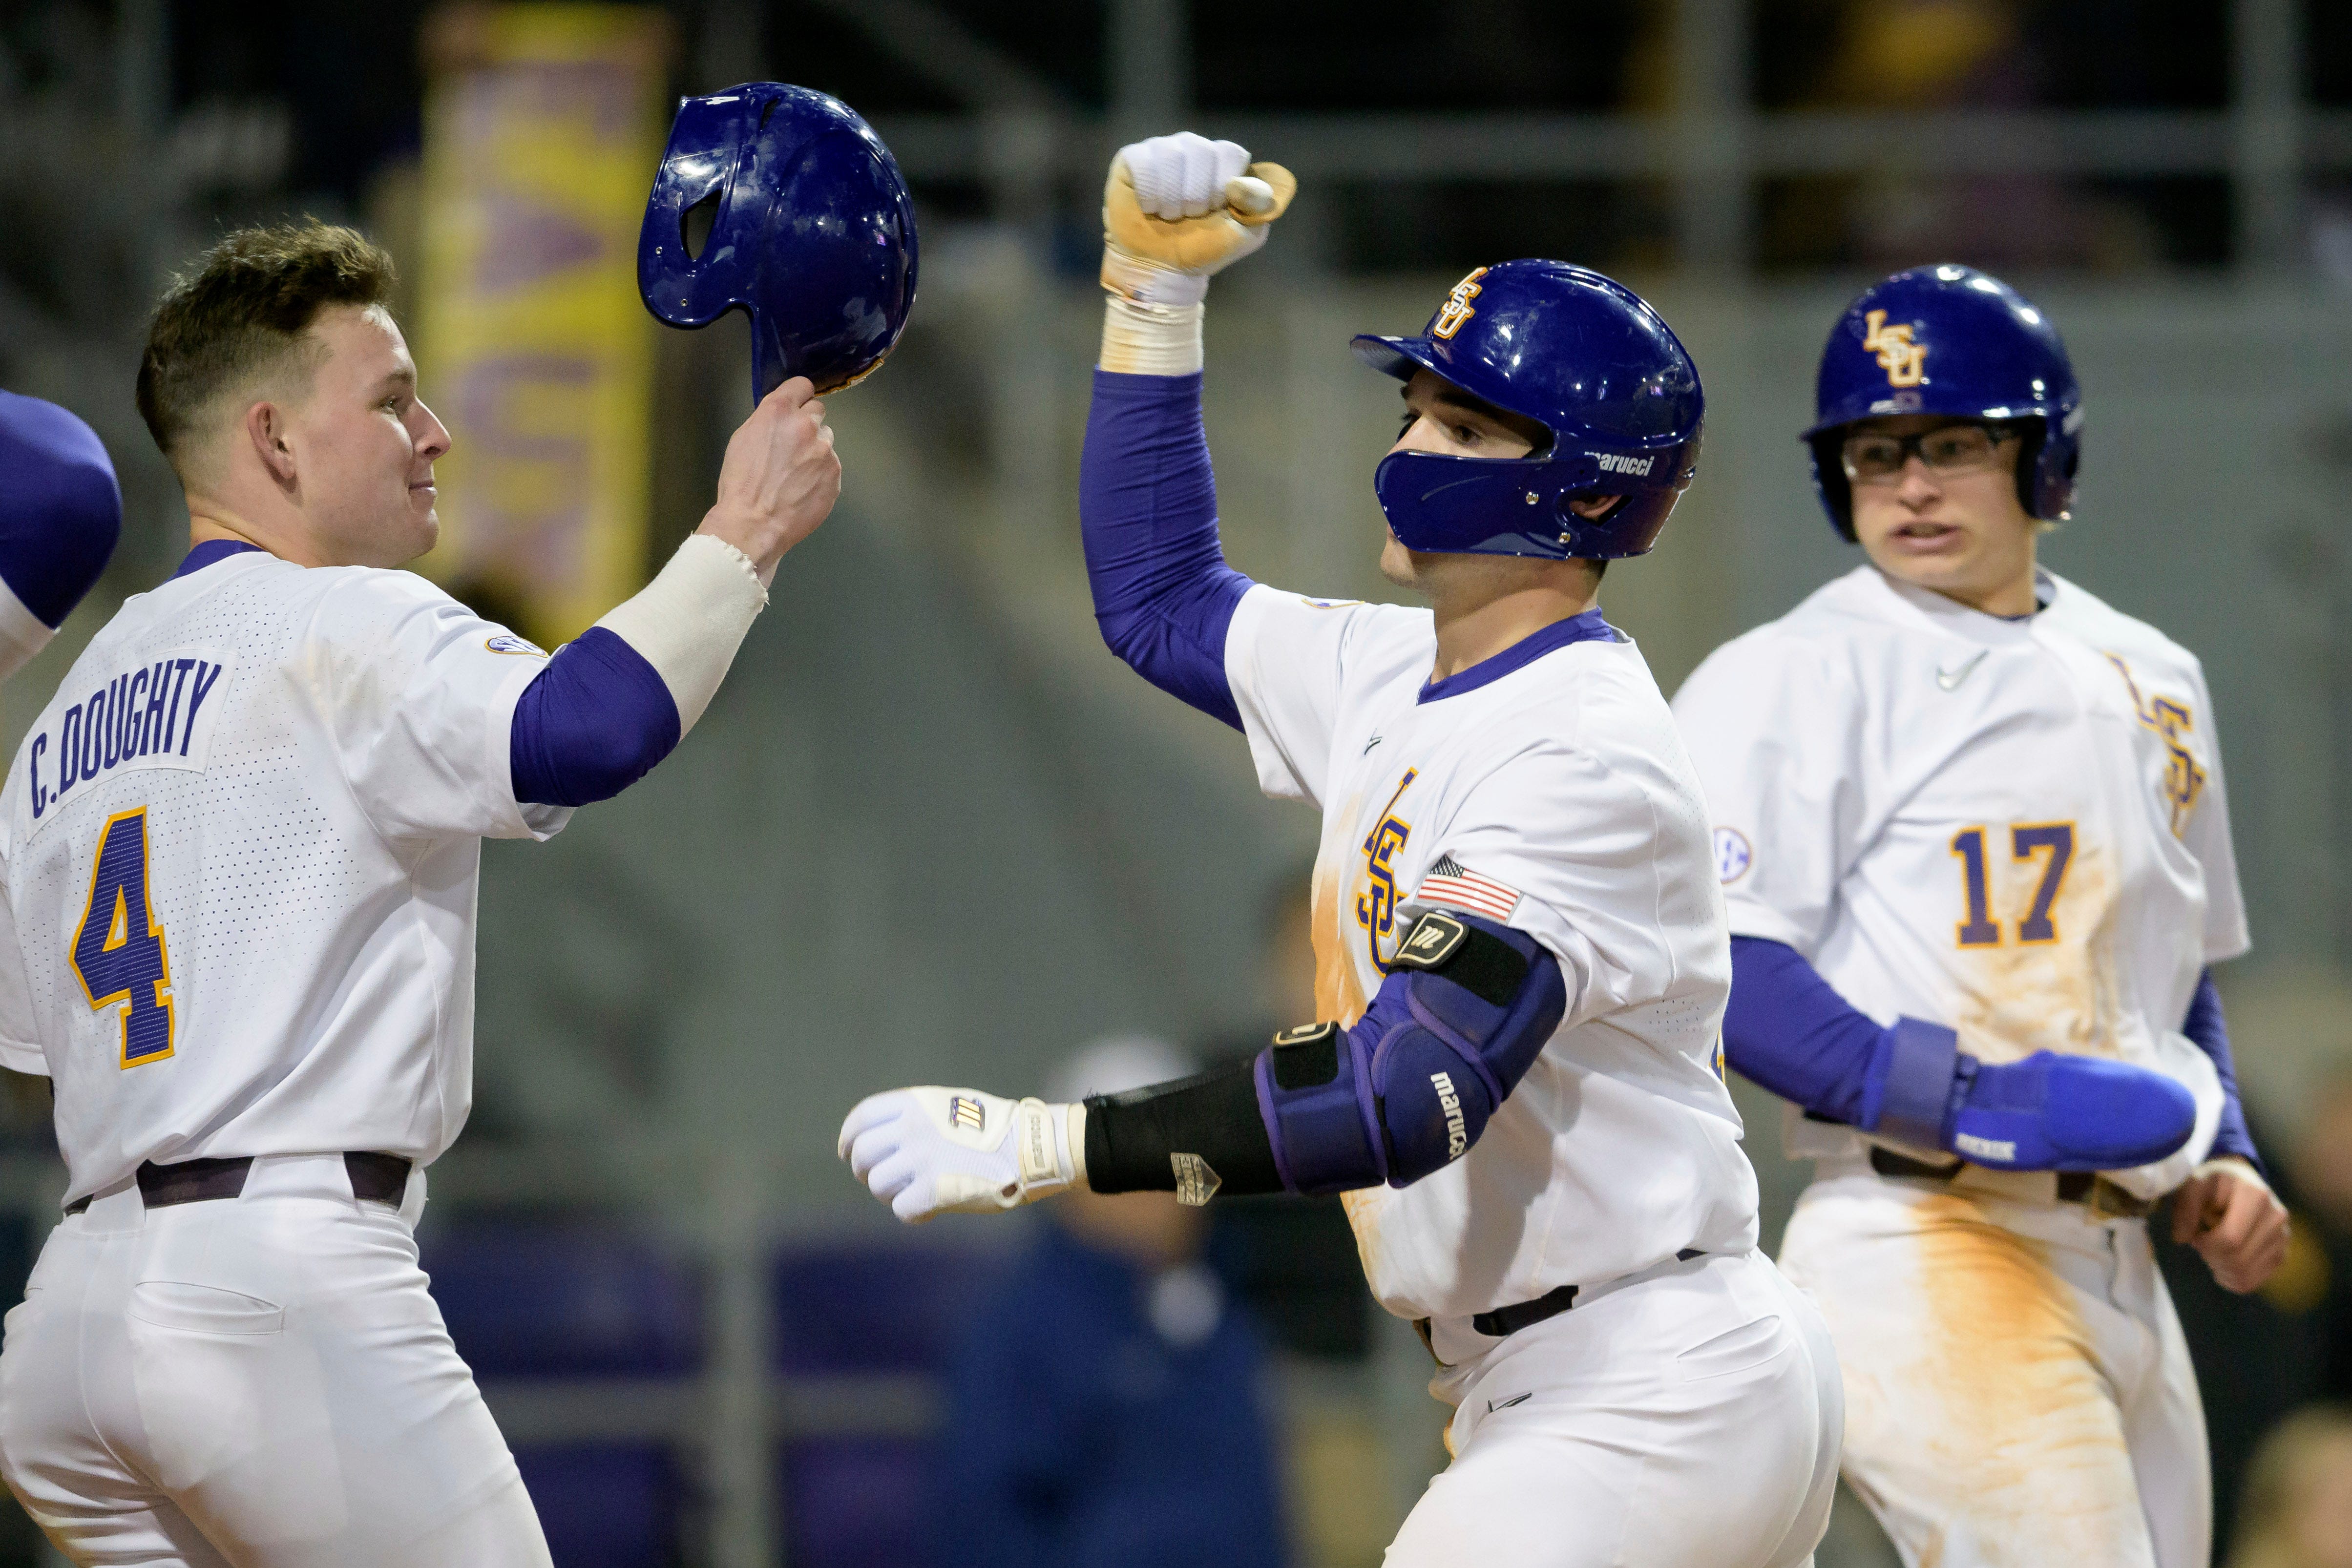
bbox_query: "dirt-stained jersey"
[0,547,569,1204]
[1671,564,2247,1197]
[1225,585,1760,1326]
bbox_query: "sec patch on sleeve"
[1713,827,1752,884]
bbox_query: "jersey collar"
[1419,607,1624,704]
[1864,565,2043,646]
[172,539,267,580]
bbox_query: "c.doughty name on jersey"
[26,650,230,821]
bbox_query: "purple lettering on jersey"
[123,669,149,757]
[162,659,194,754]
[80,686,105,780]
[57,705,80,793]
[101,674,125,771]
[179,662,223,756]
[29,733,46,818]
[139,661,169,755]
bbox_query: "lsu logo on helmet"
[1431,268,1488,339]
[1861,309,1928,386]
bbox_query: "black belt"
[1469,1248,1707,1340]
[64,1152,412,1216]
[1868,1146,2152,1219]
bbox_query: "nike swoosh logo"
[1363,735,1384,755]
[1487,1392,1532,1413]
[1936,650,1989,690]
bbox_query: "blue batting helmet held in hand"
[639,84,918,402]
[1806,263,2080,541]
[1352,260,1703,561]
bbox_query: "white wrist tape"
[594,533,767,735]
[1101,243,1210,309]
[1099,295,1204,376]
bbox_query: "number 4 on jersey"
[70,808,175,1066]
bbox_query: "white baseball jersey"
[0,546,567,1205]
[1671,564,2247,1196]
[1223,585,1760,1325]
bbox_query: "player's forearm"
[1722,937,1884,1125]
[1092,910,1566,1198]
[1728,936,2198,1171]
[508,535,765,807]
[1079,372,1252,729]
[2181,968,2261,1171]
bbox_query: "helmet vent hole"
[756,96,779,132]
[682,189,721,261]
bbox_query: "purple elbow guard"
[1253,910,1566,1194]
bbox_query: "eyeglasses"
[1840,424,2015,483]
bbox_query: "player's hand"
[837,1087,1081,1224]
[2171,1157,2290,1294]
[698,375,840,585]
[1101,131,1295,306]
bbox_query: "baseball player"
[0,221,839,1565]
[840,133,1842,1568]
[0,389,122,684]
[1671,264,2287,1568]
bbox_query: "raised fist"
[1102,131,1296,306]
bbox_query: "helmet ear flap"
[1809,433,1857,543]
[2011,417,2077,521]
[2012,419,2047,519]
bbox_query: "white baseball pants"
[1387,1249,1844,1568]
[1778,1163,2208,1568]
[0,1153,550,1567]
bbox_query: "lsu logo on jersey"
[1356,769,1418,972]
[2104,654,2206,836]
[1431,269,1488,340]
[27,648,231,829]
[1861,310,1928,387]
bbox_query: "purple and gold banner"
[417,4,668,644]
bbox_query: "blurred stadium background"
[4,0,2352,1564]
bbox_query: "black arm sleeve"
[1083,1062,1285,1197]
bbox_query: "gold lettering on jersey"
[1430,269,1488,340]
[1861,310,1928,387]
[1356,769,1419,973]
[2104,654,2206,836]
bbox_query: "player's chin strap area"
[1085,910,1567,1202]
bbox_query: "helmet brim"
[1351,333,1446,384]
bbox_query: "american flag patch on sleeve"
[1416,856,1521,921]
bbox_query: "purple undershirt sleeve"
[2181,968,2260,1171]
[1079,370,1254,730]
[0,391,121,627]
[1723,936,1890,1128]
[508,627,682,807]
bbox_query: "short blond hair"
[136,222,397,479]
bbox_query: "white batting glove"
[1102,131,1296,308]
[838,1087,1085,1224]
